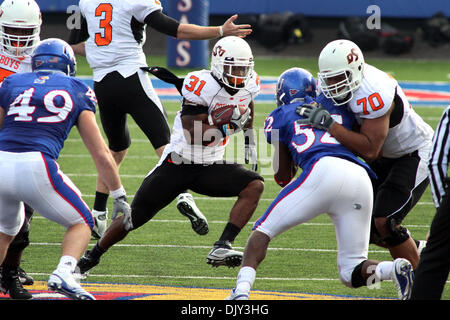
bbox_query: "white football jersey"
[348,64,434,158]
[79,0,162,82]
[163,69,260,164]
[0,49,32,82]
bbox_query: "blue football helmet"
[32,38,76,76]
[275,67,316,107]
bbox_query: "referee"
[410,105,450,299]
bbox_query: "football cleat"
[91,209,108,239]
[77,250,100,277]
[225,288,249,300]
[0,269,32,300]
[391,258,414,300]
[206,240,243,268]
[177,193,209,235]
[48,269,95,300]
[18,267,34,286]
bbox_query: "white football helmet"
[211,36,254,89]
[0,0,42,56]
[317,39,365,105]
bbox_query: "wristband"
[110,186,126,199]
[219,124,230,136]
[219,26,224,37]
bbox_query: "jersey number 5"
[95,3,113,46]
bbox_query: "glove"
[112,195,133,231]
[228,106,251,134]
[244,129,258,171]
[296,103,334,131]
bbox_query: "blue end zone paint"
[78,76,450,107]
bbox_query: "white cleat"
[48,269,95,300]
[391,258,414,300]
[206,240,243,268]
[177,193,209,235]
[91,209,108,239]
[225,288,249,300]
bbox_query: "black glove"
[296,103,334,131]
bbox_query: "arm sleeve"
[68,15,89,45]
[429,106,450,208]
[181,102,209,116]
[144,10,180,38]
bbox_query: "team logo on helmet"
[212,45,225,57]
[346,48,359,64]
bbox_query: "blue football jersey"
[0,71,97,159]
[264,94,376,178]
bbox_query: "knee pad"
[375,217,410,247]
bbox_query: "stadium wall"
[36,0,450,19]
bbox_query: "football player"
[0,38,131,300]
[227,68,414,300]
[0,0,41,300]
[77,36,264,274]
[68,0,253,240]
[297,39,433,269]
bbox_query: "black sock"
[89,243,106,260]
[93,191,109,212]
[219,222,241,243]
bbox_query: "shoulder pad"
[181,70,221,106]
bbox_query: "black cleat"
[0,269,32,300]
[77,250,100,277]
[18,267,34,286]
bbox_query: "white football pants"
[0,151,93,236]
[254,156,373,287]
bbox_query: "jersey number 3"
[95,3,113,46]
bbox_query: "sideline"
[77,76,450,107]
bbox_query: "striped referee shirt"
[429,105,450,208]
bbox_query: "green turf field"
[20,55,450,300]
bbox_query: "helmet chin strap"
[35,69,67,76]
[331,91,352,106]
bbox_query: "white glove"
[229,107,251,134]
[244,129,258,171]
[110,187,133,231]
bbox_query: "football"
[208,105,247,126]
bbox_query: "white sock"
[57,255,77,274]
[375,261,394,281]
[235,266,256,293]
